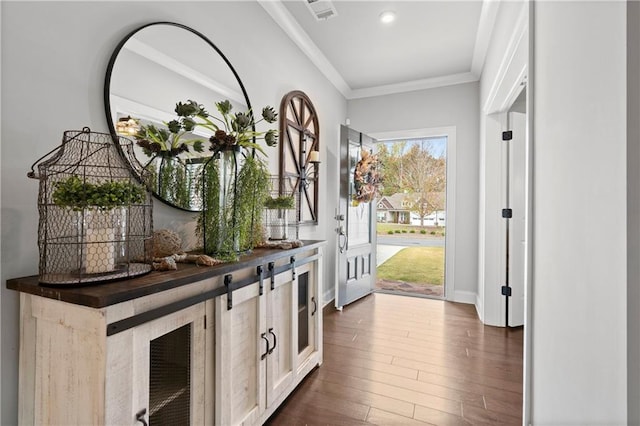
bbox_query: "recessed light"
[379,10,396,24]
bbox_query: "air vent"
[306,0,338,21]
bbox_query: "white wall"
[532,2,627,423]
[347,82,479,303]
[628,1,640,424]
[0,2,346,423]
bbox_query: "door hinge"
[502,208,513,218]
[502,130,513,141]
[501,286,512,297]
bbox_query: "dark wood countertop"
[6,240,325,309]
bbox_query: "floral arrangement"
[134,99,278,158]
[353,149,382,206]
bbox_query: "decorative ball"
[152,229,182,257]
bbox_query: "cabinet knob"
[311,297,317,316]
[135,408,148,426]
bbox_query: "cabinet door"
[266,269,295,408]
[216,281,265,426]
[295,261,319,369]
[131,303,206,426]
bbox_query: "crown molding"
[471,0,500,77]
[349,72,478,100]
[124,37,246,106]
[257,0,351,98]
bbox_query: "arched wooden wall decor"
[279,90,320,225]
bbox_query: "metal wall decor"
[263,176,299,241]
[279,91,320,225]
[28,128,153,285]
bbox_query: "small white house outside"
[377,192,445,226]
[410,210,446,227]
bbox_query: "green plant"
[387,230,394,235]
[236,156,270,251]
[264,195,295,210]
[134,99,278,159]
[401,230,407,233]
[198,155,270,259]
[52,176,145,211]
[430,231,436,235]
[420,230,427,234]
[410,230,415,234]
[394,230,401,234]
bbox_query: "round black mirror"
[104,22,252,211]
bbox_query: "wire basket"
[28,127,153,285]
[263,176,299,241]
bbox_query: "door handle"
[261,332,270,360]
[338,227,347,253]
[311,296,317,316]
[135,408,148,426]
[268,328,277,354]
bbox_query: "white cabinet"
[215,252,323,425]
[9,242,324,426]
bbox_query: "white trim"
[369,127,456,305]
[471,0,500,78]
[451,290,476,305]
[475,293,484,322]
[124,38,246,106]
[322,289,334,308]
[349,72,478,100]
[523,2,535,423]
[257,0,351,97]
[482,4,528,113]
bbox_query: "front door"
[335,125,377,309]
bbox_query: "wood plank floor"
[266,293,523,425]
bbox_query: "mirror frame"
[103,21,253,212]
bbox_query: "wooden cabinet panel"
[266,269,295,408]
[216,282,265,426]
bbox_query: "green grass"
[377,247,444,286]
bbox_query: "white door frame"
[478,2,532,424]
[368,126,458,302]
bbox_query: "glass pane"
[149,324,191,426]
[298,272,309,353]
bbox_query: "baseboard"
[322,288,334,307]
[475,293,484,322]
[450,290,476,305]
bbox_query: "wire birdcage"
[263,176,299,241]
[28,127,153,285]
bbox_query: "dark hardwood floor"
[266,293,523,425]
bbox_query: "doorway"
[374,136,448,299]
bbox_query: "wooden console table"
[7,240,325,425]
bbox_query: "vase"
[202,147,243,258]
[266,208,290,240]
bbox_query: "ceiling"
[259,0,498,99]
